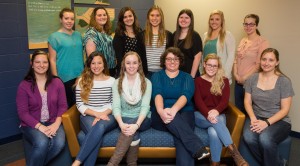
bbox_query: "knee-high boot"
[126,144,139,166]
[107,133,133,166]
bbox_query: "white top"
[76,77,115,115]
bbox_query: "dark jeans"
[63,78,76,108]
[76,115,117,166]
[243,118,291,166]
[121,117,152,141]
[152,110,205,166]
[21,124,65,166]
[234,81,246,114]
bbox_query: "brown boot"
[227,144,249,166]
[107,133,133,166]
[126,144,139,166]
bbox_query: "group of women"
[16,4,294,166]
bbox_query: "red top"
[194,76,230,118]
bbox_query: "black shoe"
[193,147,210,160]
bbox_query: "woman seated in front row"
[16,50,67,166]
[107,51,152,166]
[151,47,210,166]
[243,48,294,166]
[72,51,117,166]
[194,54,248,166]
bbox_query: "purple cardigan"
[16,78,68,128]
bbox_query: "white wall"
[155,0,300,132]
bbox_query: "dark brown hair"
[160,47,184,68]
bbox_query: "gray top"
[244,73,294,124]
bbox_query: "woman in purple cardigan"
[16,50,68,166]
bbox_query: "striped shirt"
[146,35,166,72]
[76,77,115,115]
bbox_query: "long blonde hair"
[118,51,147,95]
[144,5,167,47]
[79,52,109,103]
[204,10,226,51]
[202,54,225,96]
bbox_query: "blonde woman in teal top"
[107,51,152,166]
[48,8,84,108]
[202,10,235,84]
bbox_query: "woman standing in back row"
[84,7,117,77]
[137,5,173,78]
[202,10,235,84]
[113,7,142,77]
[173,9,202,78]
[233,14,269,114]
[48,8,84,108]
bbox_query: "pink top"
[235,36,269,77]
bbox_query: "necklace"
[170,78,176,85]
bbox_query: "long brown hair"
[115,7,141,36]
[205,10,226,50]
[79,51,109,103]
[173,9,194,49]
[259,48,286,76]
[118,51,147,95]
[144,5,167,47]
[89,7,112,35]
[202,54,225,96]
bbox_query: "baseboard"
[290,131,300,139]
[0,134,22,145]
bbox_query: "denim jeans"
[21,124,65,166]
[234,81,246,114]
[121,117,151,141]
[194,112,233,162]
[76,115,117,166]
[243,118,291,166]
[152,110,205,166]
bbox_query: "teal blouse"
[83,27,116,69]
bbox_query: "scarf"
[122,73,142,105]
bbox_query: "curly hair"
[118,51,147,95]
[79,51,109,103]
[160,47,184,68]
[89,7,112,35]
[202,54,225,96]
[144,5,167,47]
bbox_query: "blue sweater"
[151,70,195,112]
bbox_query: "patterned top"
[76,77,115,115]
[146,34,166,72]
[83,27,116,69]
[40,92,49,122]
[125,36,137,53]
[48,31,84,82]
[244,73,294,124]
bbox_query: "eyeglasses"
[243,23,256,27]
[166,57,180,63]
[205,64,218,69]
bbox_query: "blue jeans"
[76,115,117,166]
[243,118,291,166]
[21,124,65,166]
[152,110,205,166]
[121,117,151,141]
[234,81,246,114]
[194,112,233,162]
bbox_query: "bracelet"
[136,123,140,129]
[264,119,271,126]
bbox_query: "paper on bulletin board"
[26,0,71,49]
